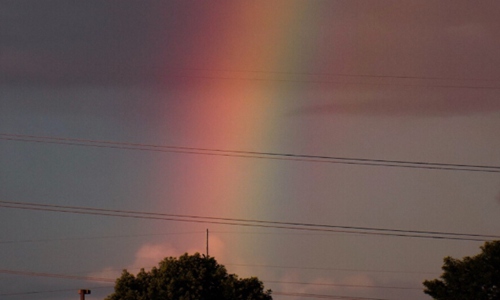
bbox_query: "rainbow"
[142,3,339,264]
[148,3,315,214]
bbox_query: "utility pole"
[78,289,91,300]
[206,228,209,257]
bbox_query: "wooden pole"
[78,289,90,300]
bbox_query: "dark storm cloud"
[2,0,500,87]
[0,1,228,86]
[0,1,166,85]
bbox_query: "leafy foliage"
[423,240,500,300]
[106,253,272,300]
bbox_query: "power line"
[2,133,500,173]
[0,269,421,296]
[160,69,500,91]
[0,231,204,244]
[264,280,421,291]
[1,200,498,242]
[0,269,398,300]
[65,264,425,290]
[224,263,436,275]
[0,286,112,297]
[126,266,424,289]
[0,269,115,283]
[0,230,350,245]
[0,267,407,296]
[0,270,401,300]
[76,255,436,278]
[171,67,500,83]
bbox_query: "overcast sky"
[1,1,500,300]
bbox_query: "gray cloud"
[295,98,500,117]
[0,1,165,85]
[3,1,500,87]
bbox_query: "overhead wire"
[78,263,434,280]
[171,67,500,82]
[224,263,436,275]
[0,286,112,297]
[0,230,349,245]
[0,287,395,300]
[0,268,414,299]
[1,133,500,173]
[158,68,500,91]
[1,200,498,242]
[0,269,115,283]
[264,280,421,291]
[0,231,204,244]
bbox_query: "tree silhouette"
[106,253,272,300]
[423,240,500,300]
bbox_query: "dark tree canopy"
[106,253,272,300]
[423,240,500,300]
